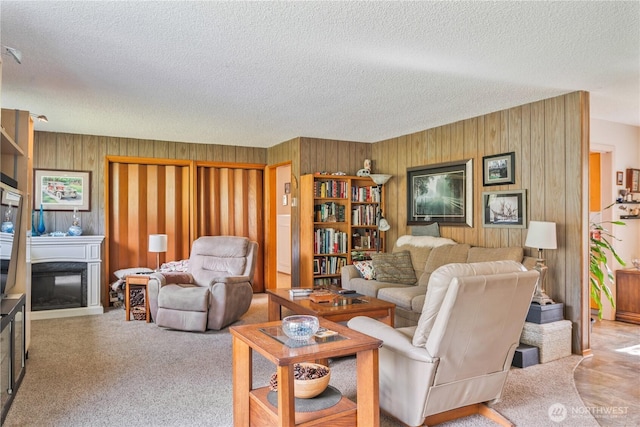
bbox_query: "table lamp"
[149,234,168,271]
[524,221,557,305]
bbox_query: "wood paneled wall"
[35,91,590,352]
[33,132,267,303]
[298,137,372,176]
[272,101,591,355]
[33,132,267,235]
[266,138,299,286]
[369,92,590,353]
[271,137,372,284]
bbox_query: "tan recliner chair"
[148,236,257,331]
[348,260,539,427]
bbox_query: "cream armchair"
[148,236,257,331]
[348,261,539,427]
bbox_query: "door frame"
[265,161,292,291]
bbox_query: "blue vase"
[37,205,46,235]
[32,210,38,236]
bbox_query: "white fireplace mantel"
[29,235,105,320]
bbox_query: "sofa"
[341,235,537,327]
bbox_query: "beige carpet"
[4,294,597,427]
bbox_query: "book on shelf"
[314,228,348,254]
[351,185,380,203]
[314,202,346,222]
[315,256,347,275]
[351,204,376,225]
[313,277,341,287]
[313,179,347,198]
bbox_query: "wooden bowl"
[294,363,331,399]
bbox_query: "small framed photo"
[34,169,91,211]
[1,187,21,207]
[482,152,515,186]
[284,182,291,194]
[361,237,370,250]
[616,171,624,186]
[313,259,320,274]
[482,190,526,228]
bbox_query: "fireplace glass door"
[31,262,87,311]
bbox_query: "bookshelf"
[300,174,386,288]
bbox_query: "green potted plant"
[351,251,367,261]
[589,203,626,319]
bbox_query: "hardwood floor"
[574,320,640,426]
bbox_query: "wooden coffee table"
[267,289,395,327]
[231,318,382,427]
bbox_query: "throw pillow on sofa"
[371,251,417,285]
[411,222,440,237]
[418,243,471,286]
[353,260,376,280]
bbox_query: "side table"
[231,318,382,427]
[125,275,151,322]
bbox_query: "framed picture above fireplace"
[34,169,91,211]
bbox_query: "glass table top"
[259,326,349,348]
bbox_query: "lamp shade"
[148,234,168,253]
[369,174,392,186]
[379,218,391,232]
[524,221,557,250]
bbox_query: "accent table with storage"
[125,275,150,322]
[230,318,382,427]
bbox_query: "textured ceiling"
[1,1,639,148]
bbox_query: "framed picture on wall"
[482,190,527,228]
[407,159,473,227]
[34,169,91,211]
[616,171,624,186]
[627,168,640,193]
[482,152,515,186]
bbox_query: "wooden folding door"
[195,163,264,292]
[107,158,192,285]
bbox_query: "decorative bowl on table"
[281,315,319,341]
[294,363,331,398]
[269,362,331,399]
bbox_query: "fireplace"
[31,262,87,311]
[30,235,104,320]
